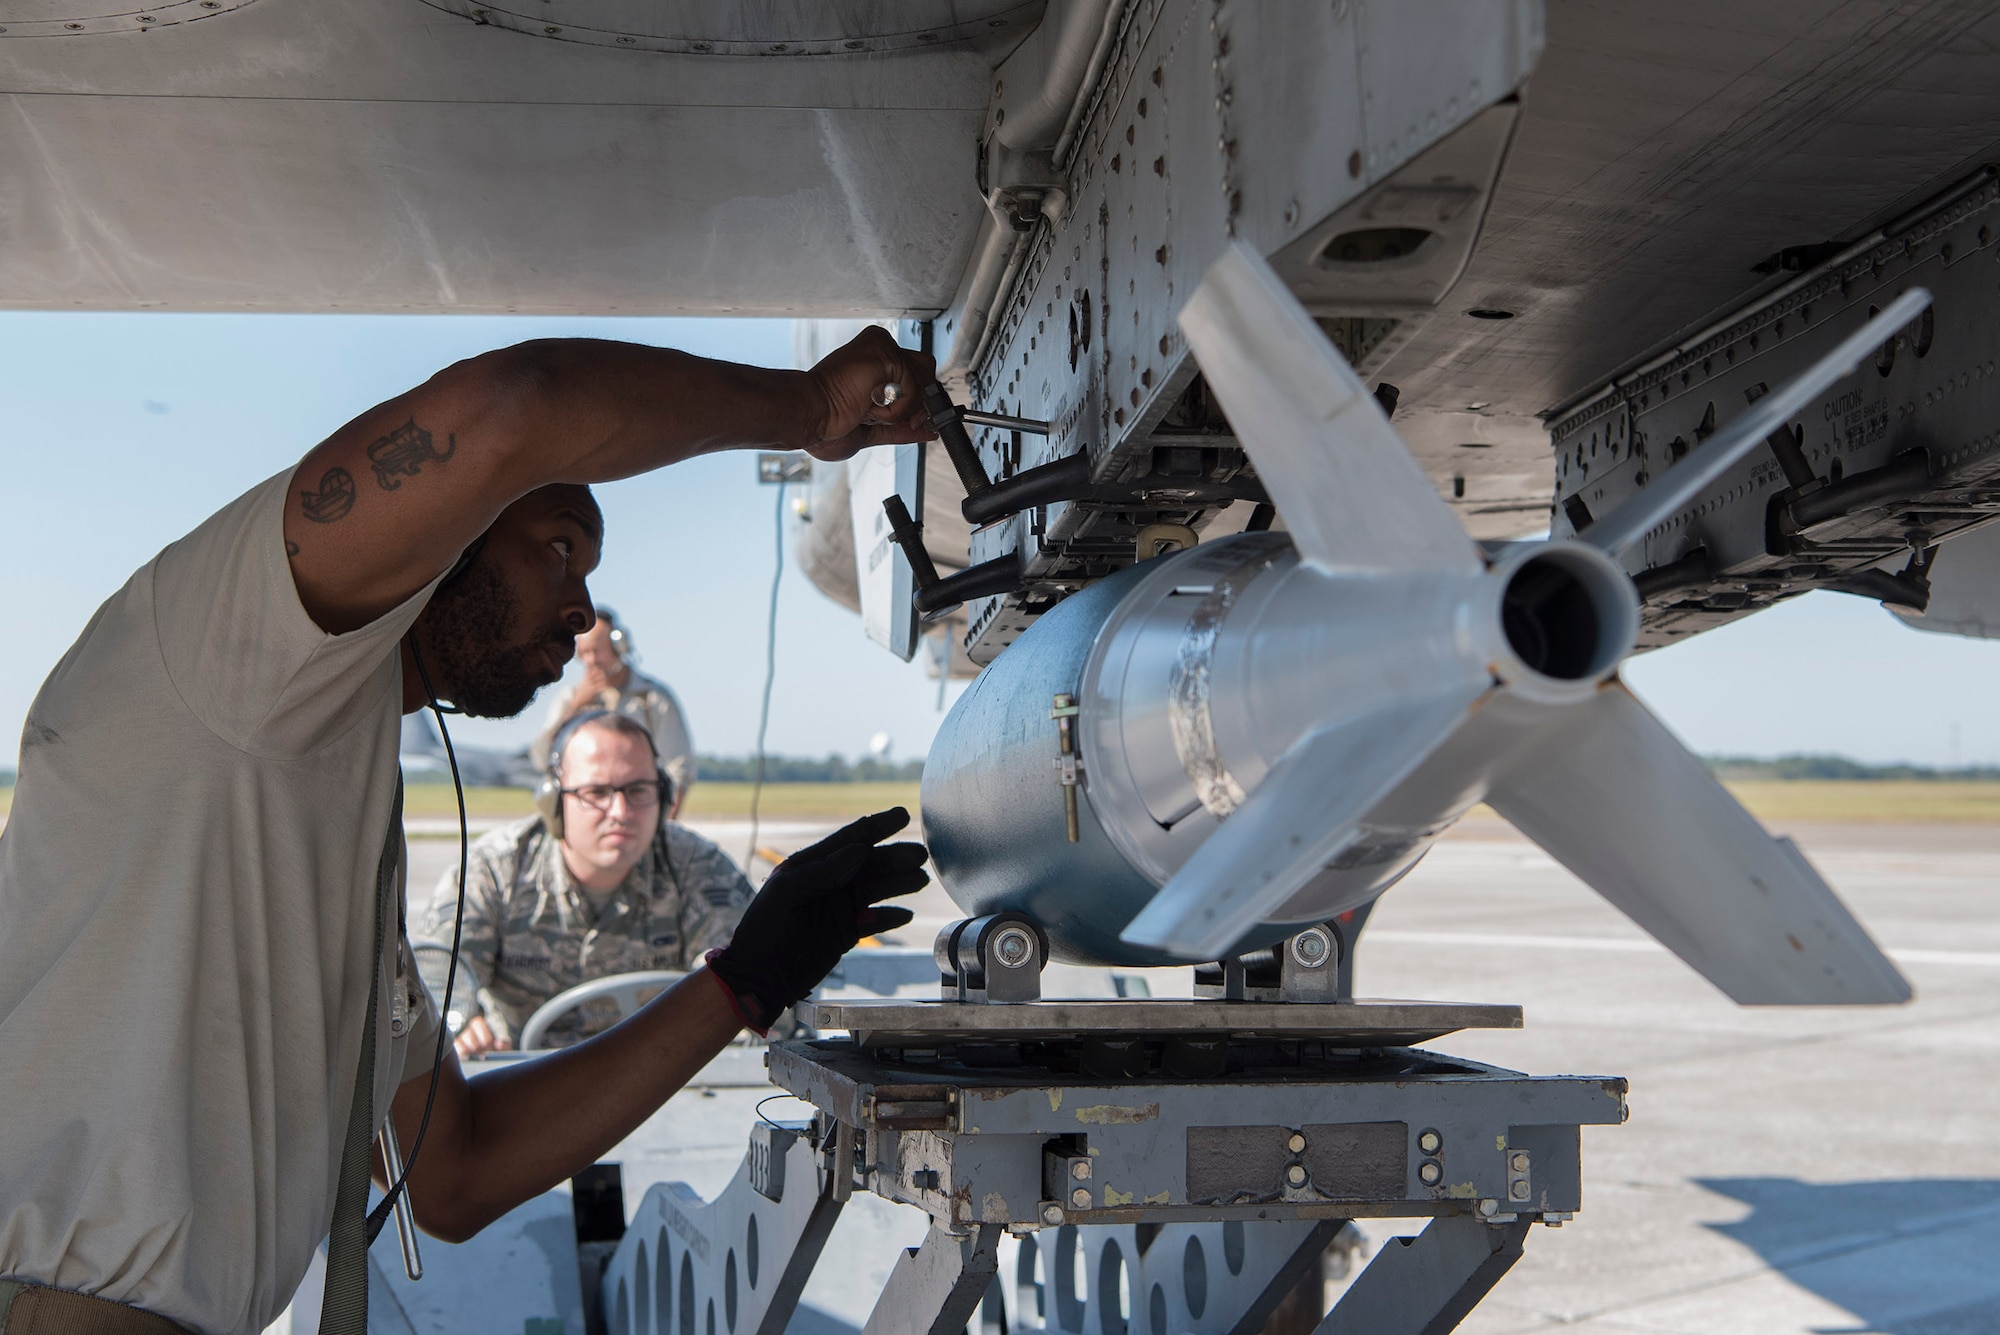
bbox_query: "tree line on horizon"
[1704,754,2000,781]
[694,753,926,783]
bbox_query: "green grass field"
[399,784,538,821]
[1721,779,2000,824]
[7,778,1999,829]
[1460,780,2000,826]
[681,781,923,821]
[398,778,2000,827]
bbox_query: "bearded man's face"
[412,485,601,717]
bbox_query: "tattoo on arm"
[367,419,458,491]
[299,467,356,523]
[286,539,301,557]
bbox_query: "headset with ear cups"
[594,605,638,668]
[535,708,675,841]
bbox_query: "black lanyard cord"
[366,636,471,1244]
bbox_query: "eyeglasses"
[561,780,665,813]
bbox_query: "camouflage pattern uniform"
[414,813,750,1048]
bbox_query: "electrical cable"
[745,479,787,870]
[366,636,471,1246]
[754,1092,814,1131]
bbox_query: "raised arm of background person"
[379,809,926,1241]
[642,688,697,798]
[286,327,935,634]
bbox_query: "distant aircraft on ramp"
[399,714,539,790]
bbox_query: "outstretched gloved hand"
[707,807,929,1033]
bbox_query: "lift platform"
[592,918,1628,1335]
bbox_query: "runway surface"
[406,815,2000,1335]
[1338,818,2000,1335]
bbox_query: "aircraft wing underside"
[0,0,1034,317]
[9,0,2000,653]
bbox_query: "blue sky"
[3,312,1999,768]
[0,312,963,766]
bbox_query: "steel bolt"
[1418,1130,1442,1155]
[1071,1160,1091,1181]
[1510,1181,1532,1201]
[1290,927,1334,969]
[1287,1133,1307,1153]
[1042,1204,1065,1226]
[1510,1153,1530,1173]
[1419,1162,1443,1186]
[993,926,1035,970]
[1285,1165,1308,1187]
[1478,1199,1500,1218]
[1071,1187,1092,1209]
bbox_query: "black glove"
[707,807,929,1032]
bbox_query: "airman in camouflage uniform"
[415,813,751,1049]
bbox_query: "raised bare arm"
[285,328,933,633]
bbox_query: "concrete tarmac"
[1349,818,2000,1335]
[406,816,2000,1335]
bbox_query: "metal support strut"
[1316,1217,1531,1335]
[860,1223,1003,1335]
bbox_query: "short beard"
[414,559,561,719]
